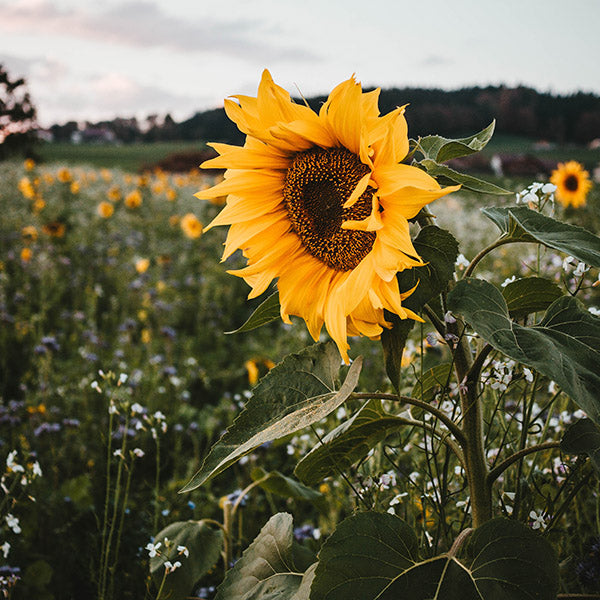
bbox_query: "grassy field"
[36,136,600,173]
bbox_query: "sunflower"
[196,70,459,362]
[97,201,114,218]
[550,161,592,208]
[180,213,203,239]
[42,221,66,238]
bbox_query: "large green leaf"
[418,159,511,194]
[561,418,600,474]
[150,520,223,600]
[310,512,558,600]
[294,400,404,486]
[502,276,563,319]
[215,513,309,600]
[180,342,362,491]
[411,363,454,404]
[448,278,600,425]
[482,205,600,267]
[226,291,280,333]
[382,226,458,392]
[414,121,496,163]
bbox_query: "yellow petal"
[381,184,461,219]
[374,163,441,196]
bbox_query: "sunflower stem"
[449,317,492,528]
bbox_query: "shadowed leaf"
[310,513,557,600]
[502,276,563,319]
[226,291,280,333]
[419,159,511,194]
[561,418,600,473]
[448,278,600,425]
[180,342,362,491]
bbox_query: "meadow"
[1,145,600,599]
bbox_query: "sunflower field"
[2,77,600,600]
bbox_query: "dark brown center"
[283,147,376,271]
[564,174,579,192]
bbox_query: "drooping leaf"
[150,520,223,600]
[561,418,600,473]
[418,159,511,194]
[502,276,563,319]
[310,512,557,600]
[290,563,317,600]
[414,121,496,163]
[448,278,600,425]
[214,513,307,600]
[250,467,325,509]
[382,226,458,392]
[482,205,600,267]
[226,291,280,333]
[294,400,405,486]
[180,342,362,491]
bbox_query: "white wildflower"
[6,451,24,473]
[5,514,21,534]
[133,448,145,458]
[177,545,189,558]
[145,541,161,558]
[523,367,534,383]
[1,541,10,558]
[455,254,470,269]
[130,402,144,415]
[501,276,516,288]
[529,510,546,530]
[541,183,557,194]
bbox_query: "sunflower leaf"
[560,419,600,474]
[180,342,362,492]
[250,467,326,510]
[447,278,600,426]
[414,120,496,163]
[482,205,600,267]
[418,159,512,194]
[226,291,280,333]
[214,513,309,600]
[150,520,223,599]
[310,513,558,600]
[502,276,563,319]
[294,400,404,486]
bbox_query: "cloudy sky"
[1,0,599,127]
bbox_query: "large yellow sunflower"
[196,70,459,362]
[550,160,592,208]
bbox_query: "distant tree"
[0,63,38,160]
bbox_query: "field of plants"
[1,145,600,599]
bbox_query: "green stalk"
[98,407,115,600]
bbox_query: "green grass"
[37,140,208,171]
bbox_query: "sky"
[1,0,599,128]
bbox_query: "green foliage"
[311,512,558,600]
[448,278,600,424]
[501,276,563,319]
[382,225,458,392]
[214,513,311,600]
[250,467,325,508]
[413,121,496,163]
[180,342,362,491]
[482,205,600,267]
[150,520,223,600]
[227,291,280,333]
[561,419,600,474]
[418,159,512,194]
[295,400,403,486]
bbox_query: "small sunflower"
[97,201,114,218]
[124,190,143,209]
[180,213,203,239]
[42,221,66,238]
[550,161,592,208]
[197,70,459,362]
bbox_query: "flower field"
[1,149,600,599]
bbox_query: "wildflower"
[197,70,459,363]
[141,329,151,344]
[550,161,592,208]
[529,510,546,530]
[91,381,102,394]
[21,225,38,241]
[145,541,161,558]
[5,514,21,534]
[107,186,121,202]
[245,359,259,385]
[177,545,189,558]
[523,367,534,383]
[32,461,42,477]
[18,177,35,199]
[124,189,143,208]
[164,561,181,574]
[97,201,114,219]
[501,275,516,288]
[6,451,24,473]
[113,449,124,459]
[132,448,145,458]
[42,221,66,238]
[56,167,72,183]
[1,541,10,558]
[165,188,177,201]
[130,402,144,414]
[24,158,35,171]
[573,262,589,277]
[180,213,203,239]
[20,247,32,262]
[135,258,150,273]
[70,181,80,194]
[100,168,112,182]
